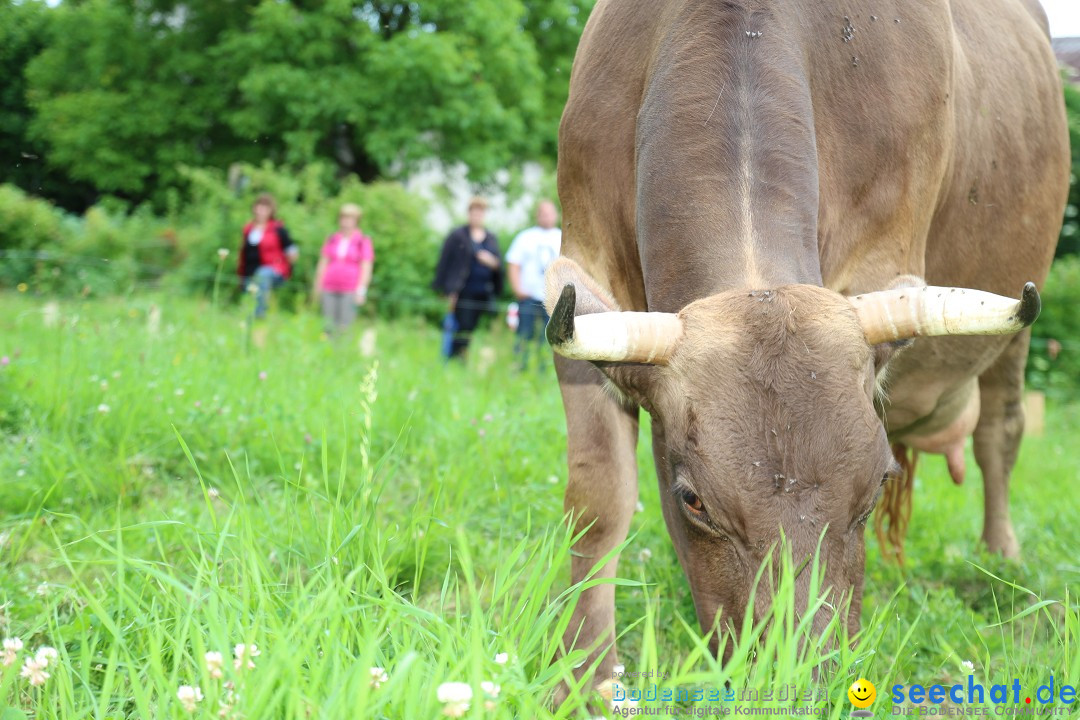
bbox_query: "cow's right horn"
[850,282,1041,345]
[546,284,684,364]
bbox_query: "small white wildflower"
[208,487,220,500]
[42,301,60,328]
[147,305,162,334]
[177,684,203,712]
[34,646,58,666]
[233,643,260,670]
[493,652,508,665]
[638,548,653,563]
[359,328,377,357]
[35,583,49,597]
[437,681,473,717]
[635,501,645,513]
[97,403,111,413]
[175,388,185,396]
[20,656,49,686]
[205,651,224,679]
[2,637,23,667]
[217,248,230,260]
[481,680,500,710]
[547,475,559,484]
[961,660,975,673]
[369,666,388,689]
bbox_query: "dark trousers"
[451,290,492,357]
[515,298,550,370]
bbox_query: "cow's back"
[558,0,1068,427]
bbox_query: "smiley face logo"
[848,678,876,709]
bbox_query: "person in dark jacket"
[432,197,503,358]
[237,193,299,319]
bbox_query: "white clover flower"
[493,652,508,665]
[97,403,111,414]
[638,548,653,563]
[2,637,23,667]
[208,487,220,500]
[961,660,975,673]
[205,651,224,679]
[35,583,49,597]
[233,643,260,670]
[34,646,58,666]
[20,656,49,686]
[217,248,230,260]
[177,684,203,712]
[437,681,473,717]
[369,666,388,689]
[481,680,500,709]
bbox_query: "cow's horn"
[850,282,1041,345]
[546,284,684,364]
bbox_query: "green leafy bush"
[1,162,445,316]
[1027,255,1080,393]
[165,162,442,317]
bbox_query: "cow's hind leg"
[554,353,639,699]
[973,330,1030,559]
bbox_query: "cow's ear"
[545,257,624,316]
[544,257,664,408]
[865,275,925,375]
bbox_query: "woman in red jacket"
[237,193,299,318]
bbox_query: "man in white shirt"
[506,200,562,370]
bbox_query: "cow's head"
[546,258,1039,652]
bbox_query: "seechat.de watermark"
[890,675,1076,715]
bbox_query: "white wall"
[402,160,555,237]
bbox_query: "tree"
[521,0,595,158]
[24,0,264,203]
[1057,79,1080,257]
[17,0,587,207]
[0,0,96,209]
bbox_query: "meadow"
[0,290,1077,719]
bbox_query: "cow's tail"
[875,443,917,564]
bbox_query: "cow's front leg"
[554,353,639,701]
[973,330,1030,559]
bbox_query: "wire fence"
[0,248,512,313]
[3,247,1079,401]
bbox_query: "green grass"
[0,291,1077,719]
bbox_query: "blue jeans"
[514,298,550,370]
[251,266,284,319]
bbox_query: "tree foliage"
[4,0,594,209]
[1057,79,1080,257]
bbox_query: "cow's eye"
[680,488,706,517]
[857,473,891,526]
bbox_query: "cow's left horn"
[850,283,1041,345]
[546,284,684,364]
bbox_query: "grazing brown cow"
[547,0,1069,691]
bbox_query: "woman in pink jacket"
[312,203,374,336]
